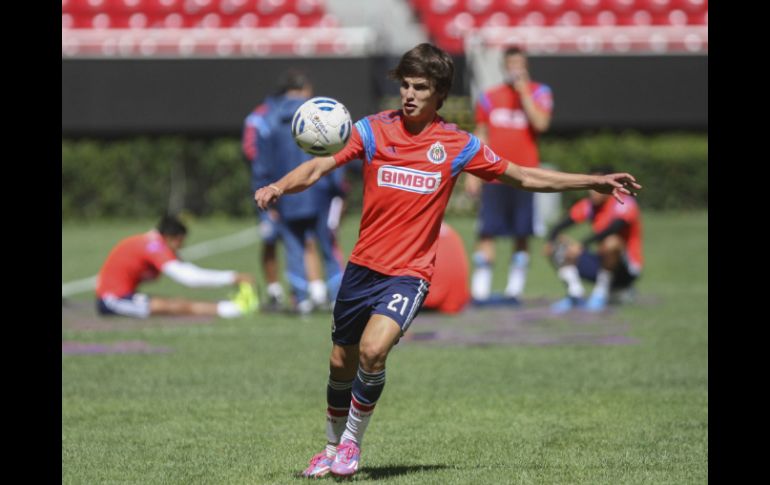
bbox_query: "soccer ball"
[291,97,353,156]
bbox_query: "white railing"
[62,27,378,58]
[466,25,708,55]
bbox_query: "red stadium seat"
[146,0,183,13]
[640,0,671,13]
[428,0,462,15]
[534,0,567,14]
[217,0,252,15]
[464,0,494,14]
[234,11,260,27]
[673,0,706,13]
[478,11,512,27]
[497,0,533,14]
[295,0,324,15]
[605,0,636,13]
[583,9,617,25]
[256,0,289,15]
[518,10,546,25]
[551,10,582,26]
[183,0,218,15]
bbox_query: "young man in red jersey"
[254,43,641,478]
[466,45,553,304]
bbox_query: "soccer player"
[95,215,258,319]
[545,166,644,313]
[242,70,344,313]
[466,45,553,303]
[254,43,641,478]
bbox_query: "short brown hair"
[389,43,455,109]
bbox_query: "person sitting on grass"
[95,215,258,319]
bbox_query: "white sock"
[341,401,374,446]
[308,279,328,306]
[325,443,338,458]
[592,269,612,300]
[266,282,284,300]
[471,252,493,300]
[216,300,242,318]
[326,412,347,446]
[504,251,529,297]
[558,265,585,298]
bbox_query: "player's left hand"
[594,173,642,203]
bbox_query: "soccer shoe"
[583,294,608,312]
[550,296,585,314]
[330,440,360,477]
[232,282,259,314]
[301,451,334,478]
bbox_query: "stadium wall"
[62,54,706,137]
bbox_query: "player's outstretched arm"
[497,162,642,203]
[254,156,337,210]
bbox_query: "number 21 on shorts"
[387,293,409,316]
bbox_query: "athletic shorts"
[477,184,535,237]
[576,251,640,290]
[332,262,430,346]
[96,293,151,319]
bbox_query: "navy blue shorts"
[576,251,639,290]
[477,184,534,237]
[332,262,430,346]
[96,293,151,318]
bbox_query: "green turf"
[62,211,707,484]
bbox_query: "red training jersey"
[474,82,553,169]
[422,222,471,313]
[333,110,508,281]
[96,230,177,298]
[569,195,644,271]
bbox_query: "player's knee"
[358,342,389,372]
[599,235,624,255]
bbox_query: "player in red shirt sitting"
[95,215,258,319]
[254,43,641,478]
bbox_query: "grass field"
[62,211,707,484]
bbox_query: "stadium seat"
[464,0,494,14]
[497,0,533,14]
[428,0,462,15]
[605,0,636,13]
[583,9,617,25]
[551,10,582,26]
[478,11,512,27]
[217,0,252,15]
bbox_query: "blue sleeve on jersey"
[478,93,492,114]
[355,118,376,163]
[451,134,481,177]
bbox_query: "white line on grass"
[61,227,258,298]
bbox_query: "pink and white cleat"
[301,451,334,478]
[330,440,360,477]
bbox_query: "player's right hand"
[254,185,282,210]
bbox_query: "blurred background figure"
[95,215,258,319]
[465,46,554,305]
[422,222,471,314]
[545,167,644,314]
[242,69,344,314]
